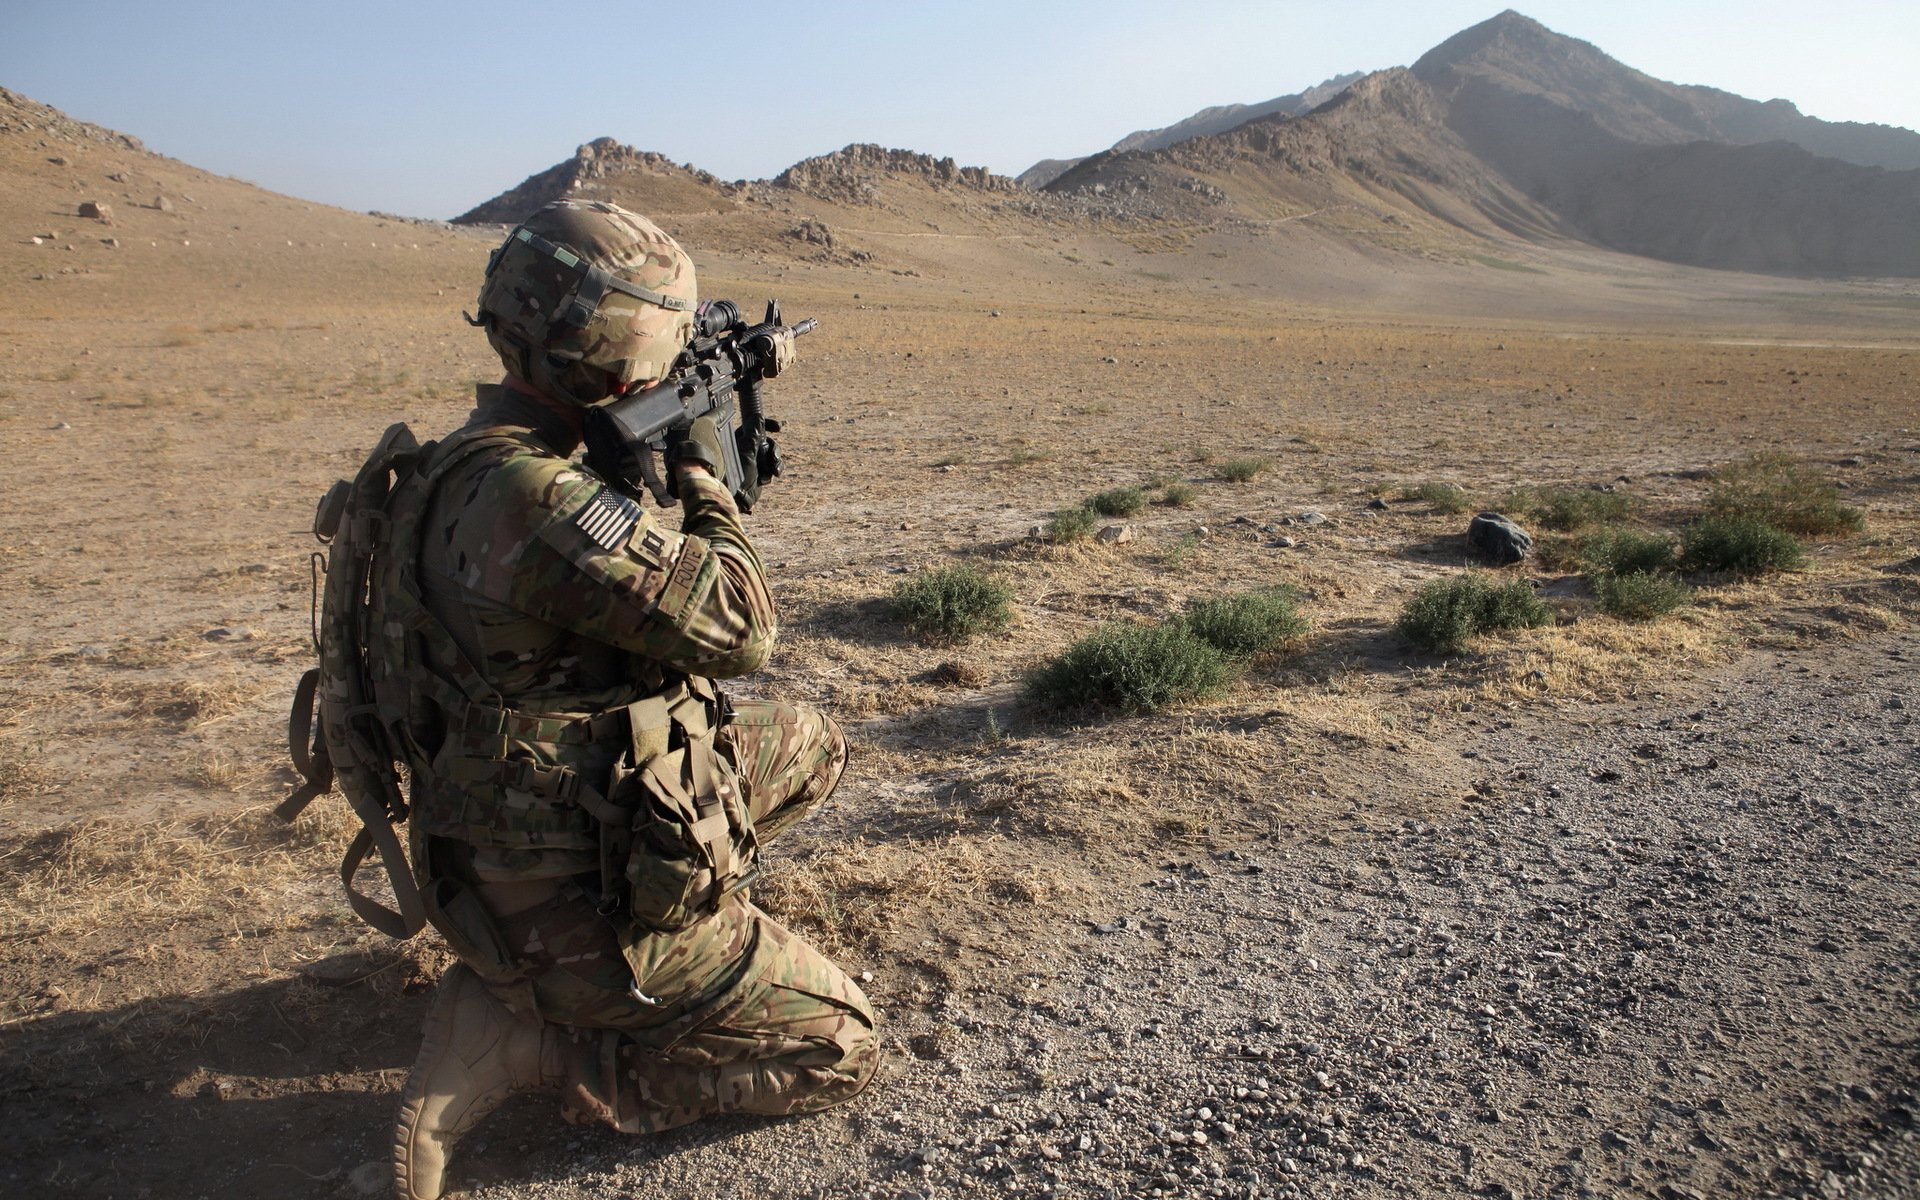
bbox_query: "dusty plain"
[1,102,1918,1199]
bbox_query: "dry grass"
[0,803,357,944]
[1480,615,1734,702]
[0,739,51,805]
[97,673,259,728]
[106,634,201,670]
[192,752,249,790]
[756,835,1001,955]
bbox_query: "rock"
[1468,512,1533,565]
[100,238,119,249]
[1367,497,1389,510]
[787,219,833,248]
[1101,356,1119,364]
[202,626,256,642]
[152,194,174,212]
[1096,524,1135,544]
[990,310,1002,317]
[52,421,71,431]
[1298,511,1329,526]
[78,201,113,222]
[1271,536,1297,549]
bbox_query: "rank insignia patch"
[574,487,642,552]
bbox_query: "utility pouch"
[616,688,757,933]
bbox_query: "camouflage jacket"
[406,383,775,879]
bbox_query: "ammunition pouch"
[610,677,757,933]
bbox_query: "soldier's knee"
[816,712,848,792]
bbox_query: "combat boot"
[392,964,560,1200]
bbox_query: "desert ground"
[1,98,1917,1200]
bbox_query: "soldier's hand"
[664,416,726,476]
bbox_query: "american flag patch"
[573,487,642,552]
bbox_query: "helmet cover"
[475,199,697,405]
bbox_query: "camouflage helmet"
[473,199,697,405]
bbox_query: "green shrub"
[1180,590,1307,660]
[1682,515,1806,574]
[1594,572,1693,622]
[1706,453,1864,536]
[1579,527,1676,576]
[1045,505,1098,542]
[1088,486,1147,517]
[1023,621,1230,714]
[888,564,1014,641]
[1160,531,1203,570]
[1504,485,1634,531]
[1397,574,1552,655]
[1216,457,1270,484]
[1401,481,1470,514]
[1160,481,1198,507]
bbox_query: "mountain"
[1044,68,1558,241]
[452,137,739,224]
[1412,11,1920,171]
[1038,11,1920,276]
[1018,71,1366,188]
[1410,11,1920,273]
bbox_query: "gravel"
[468,628,1919,1200]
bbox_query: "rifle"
[582,298,815,512]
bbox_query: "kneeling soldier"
[363,199,876,1198]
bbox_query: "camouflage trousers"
[432,698,877,1134]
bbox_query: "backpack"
[281,423,431,939]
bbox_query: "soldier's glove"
[664,416,726,476]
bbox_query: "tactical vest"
[285,422,758,949]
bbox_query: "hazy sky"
[3,1,1915,220]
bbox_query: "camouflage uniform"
[403,382,876,1133]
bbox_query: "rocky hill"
[1114,72,1369,157]
[452,137,739,224]
[772,144,1023,205]
[1018,72,1366,189]
[0,85,147,153]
